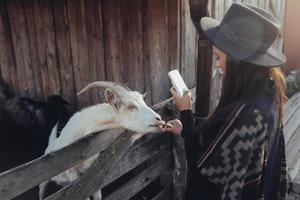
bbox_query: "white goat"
[39,81,165,200]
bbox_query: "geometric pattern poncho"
[180,81,287,200]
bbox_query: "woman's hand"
[170,87,192,111]
[162,119,183,135]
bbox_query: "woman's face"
[213,47,227,71]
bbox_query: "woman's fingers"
[170,87,179,99]
[165,122,174,128]
[169,87,192,111]
[162,119,182,135]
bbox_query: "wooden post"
[189,0,212,117]
[45,131,135,200]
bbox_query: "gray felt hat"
[200,3,286,67]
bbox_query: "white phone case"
[168,69,189,96]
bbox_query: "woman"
[163,3,288,200]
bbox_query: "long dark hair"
[216,59,288,123]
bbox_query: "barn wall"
[0,0,198,108]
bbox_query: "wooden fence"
[0,101,176,200]
[0,131,172,200]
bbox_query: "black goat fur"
[0,83,72,200]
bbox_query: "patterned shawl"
[181,80,287,200]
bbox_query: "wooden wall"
[0,0,198,108]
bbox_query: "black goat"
[0,84,72,200]
[0,95,72,172]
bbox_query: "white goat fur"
[40,82,164,200]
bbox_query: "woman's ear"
[104,89,121,109]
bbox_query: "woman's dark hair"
[216,59,288,123]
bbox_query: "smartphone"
[168,69,189,96]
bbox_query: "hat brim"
[200,17,286,67]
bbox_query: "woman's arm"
[180,110,202,168]
[162,87,203,167]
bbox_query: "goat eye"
[127,105,138,111]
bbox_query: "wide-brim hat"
[200,3,286,67]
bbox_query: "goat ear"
[104,89,121,108]
[142,92,147,99]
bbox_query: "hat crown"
[200,2,286,66]
[220,3,280,53]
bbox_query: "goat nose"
[156,116,162,121]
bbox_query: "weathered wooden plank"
[119,0,145,94]
[51,0,77,107]
[105,154,172,200]
[284,93,300,183]
[39,0,61,96]
[0,2,11,87]
[152,184,172,200]
[45,131,137,200]
[44,133,172,200]
[188,0,213,118]
[180,0,197,89]
[85,0,106,104]
[168,0,180,70]
[284,106,300,144]
[143,0,170,104]
[32,0,50,98]
[195,40,212,117]
[285,123,300,169]
[172,131,187,200]
[67,0,91,107]
[0,129,124,200]
[0,130,171,200]
[0,1,19,95]
[6,0,35,97]
[284,93,300,125]
[31,0,61,99]
[287,128,300,183]
[102,0,125,83]
[23,0,44,99]
[0,97,171,200]
[141,0,152,105]
[101,134,172,188]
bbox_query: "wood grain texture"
[0,129,124,200]
[284,93,300,183]
[40,0,61,97]
[180,0,197,89]
[6,0,35,97]
[85,0,106,104]
[0,1,19,95]
[120,0,145,94]
[0,130,172,200]
[67,0,91,107]
[23,0,44,99]
[102,0,125,83]
[52,0,77,106]
[144,0,170,105]
[45,131,136,200]
[105,154,172,200]
[168,0,180,70]
[152,184,172,200]
[0,0,201,108]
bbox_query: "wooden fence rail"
[0,129,172,200]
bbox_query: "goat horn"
[77,81,129,97]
